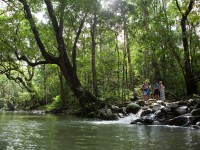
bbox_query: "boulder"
[154,110,166,121]
[112,107,126,116]
[196,121,200,126]
[137,109,152,117]
[111,105,121,113]
[166,116,190,126]
[156,100,165,105]
[111,105,119,110]
[177,100,188,106]
[162,106,172,113]
[130,118,143,124]
[130,118,153,125]
[188,99,198,107]
[152,103,161,112]
[137,100,145,106]
[98,108,118,120]
[194,101,200,109]
[174,106,188,115]
[191,125,200,129]
[126,103,141,114]
[106,109,112,116]
[191,108,200,116]
[154,110,163,116]
[142,118,154,125]
[190,116,200,125]
[164,112,178,120]
[166,102,179,109]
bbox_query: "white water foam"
[91,114,139,125]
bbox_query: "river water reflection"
[0,111,199,150]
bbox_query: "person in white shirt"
[159,81,165,100]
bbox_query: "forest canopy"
[0,0,199,111]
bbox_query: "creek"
[0,111,199,150]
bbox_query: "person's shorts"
[146,89,150,95]
[154,89,160,95]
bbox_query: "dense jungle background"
[0,0,199,112]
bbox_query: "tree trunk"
[151,53,161,81]
[126,32,133,91]
[91,5,99,97]
[58,59,97,107]
[181,17,197,95]
[115,33,121,97]
[43,65,48,104]
[72,14,86,73]
[58,71,68,108]
[176,0,197,95]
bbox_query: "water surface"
[0,112,199,150]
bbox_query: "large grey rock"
[196,121,200,126]
[162,106,171,113]
[166,102,179,109]
[188,99,195,104]
[152,103,161,112]
[175,106,188,115]
[154,110,163,116]
[137,109,152,117]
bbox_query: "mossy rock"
[126,103,141,114]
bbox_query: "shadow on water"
[0,111,200,150]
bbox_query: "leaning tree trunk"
[58,57,97,107]
[19,0,98,109]
[176,0,197,95]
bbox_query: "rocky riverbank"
[2,95,200,129]
[97,97,200,129]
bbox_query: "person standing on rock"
[159,81,165,100]
[153,82,160,100]
[141,81,150,101]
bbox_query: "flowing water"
[0,111,200,150]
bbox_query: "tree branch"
[175,0,195,17]
[175,0,182,13]
[0,63,34,92]
[19,0,58,64]
[5,72,33,92]
[44,0,72,65]
[185,0,195,17]
[15,51,52,67]
[72,13,87,72]
[44,0,60,35]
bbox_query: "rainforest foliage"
[0,0,199,111]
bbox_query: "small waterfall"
[116,114,139,124]
[91,114,139,125]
